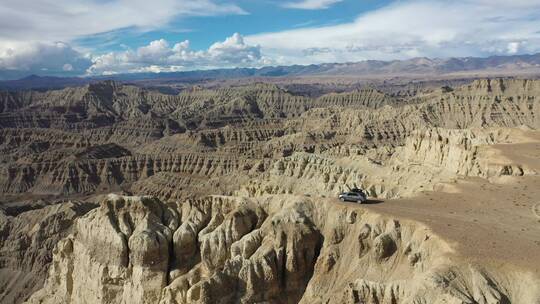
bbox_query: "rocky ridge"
[0,79,538,199]
[0,200,96,303]
[26,194,540,304]
[1,78,540,303]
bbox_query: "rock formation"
[1,77,539,303]
[0,79,538,200]
[26,194,540,304]
[0,200,96,304]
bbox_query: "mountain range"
[1,53,540,90]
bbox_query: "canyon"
[0,78,539,303]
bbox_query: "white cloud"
[207,33,267,64]
[0,0,245,42]
[87,33,271,75]
[282,0,343,10]
[247,0,540,65]
[0,41,91,78]
[0,0,247,78]
[507,42,521,54]
[62,63,74,71]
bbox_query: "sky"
[0,0,540,79]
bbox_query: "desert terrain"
[0,77,539,304]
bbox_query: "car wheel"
[340,197,345,202]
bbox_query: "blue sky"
[0,0,539,79]
[75,0,391,53]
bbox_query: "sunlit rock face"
[26,194,540,304]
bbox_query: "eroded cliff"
[26,194,540,304]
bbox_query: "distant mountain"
[1,53,540,90]
[314,53,540,75]
[0,75,93,91]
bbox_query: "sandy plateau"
[0,78,539,303]
[362,129,540,274]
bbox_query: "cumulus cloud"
[0,0,247,78]
[282,0,343,10]
[87,33,271,75]
[0,41,91,79]
[247,0,540,65]
[507,42,521,54]
[0,0,245,42]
